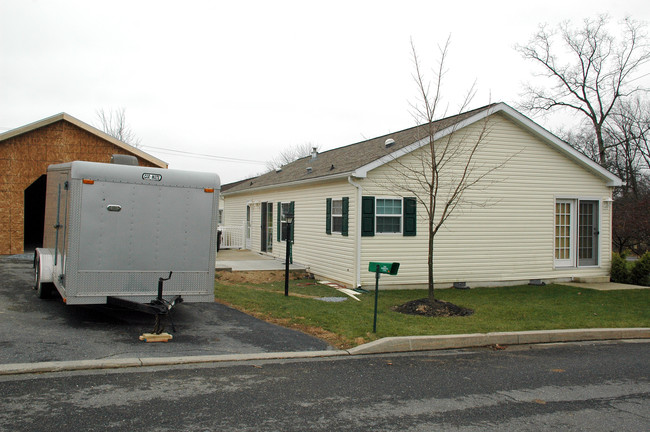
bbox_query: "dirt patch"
[215,270,307,284]
[391,298,474,317]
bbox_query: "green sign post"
[368,262,400,333]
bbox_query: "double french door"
[555,199,599,267]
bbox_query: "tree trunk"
[428,218,435,301]
[595,123,607,167]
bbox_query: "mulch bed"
[391,298,474,317]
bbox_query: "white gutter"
[348,176,363,288]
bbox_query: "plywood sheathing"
[0,120,162,254]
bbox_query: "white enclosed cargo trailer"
[34,161,220,308]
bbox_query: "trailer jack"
[106,271,184,341]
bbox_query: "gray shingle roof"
[222,104,499,194]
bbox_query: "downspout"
[348,176,363,288]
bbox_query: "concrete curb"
[347,328,650,355]
[1,328,648,376]
[0,351,348,376]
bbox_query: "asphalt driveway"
[0,255,331,365]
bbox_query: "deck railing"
[218,225,244,249]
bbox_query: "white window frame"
[375,197,402,234]
[280,202,291,242]
[331,199,343,234]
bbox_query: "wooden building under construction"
[0,113,167,255]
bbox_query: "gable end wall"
[358,113,613,288]
[0,120,161,255]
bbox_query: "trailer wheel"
[34,253,53,299]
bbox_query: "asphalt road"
[0,340,648,431]
[0,255,330,364]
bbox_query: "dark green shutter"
[361,196,375,237]
[277,202,282,242]
[326,198,332,234]
[289,201,295,243]
[403,197,416,236]
[341,197,349,237]
[261,202,268,251]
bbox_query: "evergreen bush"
[630,252,650,286]
[610,253,630,284]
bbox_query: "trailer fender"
[34,248,55,298]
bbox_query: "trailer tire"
[37,281,54,299]
[34,253,54,299]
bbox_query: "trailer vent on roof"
[385,138,396,148]
[110,154,139,166]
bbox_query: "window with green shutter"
[327,197,349,236]
[362,196,415,236]
[331,199,343,233]
[376,198,402,233]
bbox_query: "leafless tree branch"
[517,15,650,166]
[378,39,513,300]
[95,107,142,148]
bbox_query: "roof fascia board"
[0,112,168,168]
[0,113,66,142]
[222,171,355,196]
[353,102,622,187]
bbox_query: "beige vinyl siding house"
[221,103,621,289]
[222,179,359,284]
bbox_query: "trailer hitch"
[106,270,184,336]
[151,271,181,334]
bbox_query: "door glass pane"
[555,202,572,261]
[578,201,598,266]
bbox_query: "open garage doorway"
[24,174,46,252]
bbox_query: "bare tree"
[517,15,650,167]
[265,142,319,171]
[387,38,510,302]
[610,98,650,170]
[562,97,650,197]
[95,108,142,148]
[606,98,650,196]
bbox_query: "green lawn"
[214,279,650,349]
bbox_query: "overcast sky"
[2,0,649,184]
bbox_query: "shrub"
[630,252,650,286]
[610,253,630,284]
